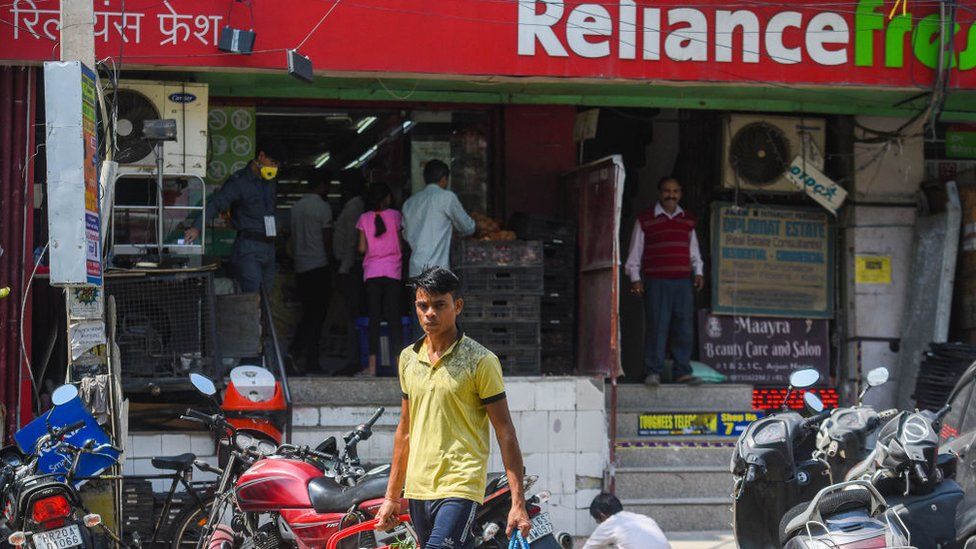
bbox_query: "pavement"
[668,531,736,548]
[571,532,735,548]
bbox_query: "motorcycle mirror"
[804,392,825,413]
[51,384,79,406]
[189,373,217,397]
[867,367,889,387]
[789,369,820,389]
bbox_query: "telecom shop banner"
[698,311,830,385]
[711,203,833,318]
[3,1,976,88]
[638,411,764,437]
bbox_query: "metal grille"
[106,272,218,380]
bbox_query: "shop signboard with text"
[698,311,830,385]
[711,203,833,318]
[3,1,976,89]
[638,411,764,437]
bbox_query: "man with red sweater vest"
[624,177,703,386]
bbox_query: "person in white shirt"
[583,493,671,549]
[623,176,703,387]
[288,176,333,374]
[401,159,476,336]
[401,159,476,277]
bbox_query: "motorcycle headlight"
[751,421,786,445]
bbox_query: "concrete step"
[615,466,733,500]
[615,439,734,467]
[609,383,754,412]
[622,498,733,532]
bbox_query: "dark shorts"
[408,498,479,549]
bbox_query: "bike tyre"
[169,494,217,549]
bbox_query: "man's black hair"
[410,266,461,298]
[257,140,289,165]
[657,175,680,190]
[423,159,451,185]
[310,167,333,191]
[589,492,624,520]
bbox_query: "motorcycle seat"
[151,453,196,471]
[779,488,873,545]
[485,472,508,494]
[308,474,389,513]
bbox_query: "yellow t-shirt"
[398,333,506,503]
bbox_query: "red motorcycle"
[203,408,414,549]
[209,408,569,549]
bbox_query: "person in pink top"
[356,183,404,376]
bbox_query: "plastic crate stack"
[914,342,976,411]
[453,240,543,375]
[511,214,577,375]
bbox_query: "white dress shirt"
[582,511,672,549]
[624,203,703,283]
[401,184,476,277]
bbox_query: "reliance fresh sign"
[2,0,974,88]
[518,0,976,70]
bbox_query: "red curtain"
[0,66,36,443]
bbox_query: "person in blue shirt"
[185,142,286,295]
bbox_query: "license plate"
[32,525,82,549]
[526,512,553,543]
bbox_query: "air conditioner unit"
[722,114,826,192]
[109,80,208,177]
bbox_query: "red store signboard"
[2,0,975,89]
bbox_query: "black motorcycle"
[2,385,122,549]
[731,368,831,549]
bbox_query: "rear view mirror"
[315,436,337,456]
[790,369,820,389]
[189,373,217,396]
[51,384,79,406]
[804,392,825,413]
[867,367,889,387]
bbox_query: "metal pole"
[59,1,95,67]
[156,142,164,260]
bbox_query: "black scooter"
[813,367,899,484]
[783,372,973,549]
[731,369,830,549]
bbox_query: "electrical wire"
[294,0,342,51]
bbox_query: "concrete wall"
[122,432,220,492]
[843,116,923,408]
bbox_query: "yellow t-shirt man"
[398,332,506,503]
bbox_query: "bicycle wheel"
[169,495,216,549]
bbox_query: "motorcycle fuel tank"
[235,459,321,511]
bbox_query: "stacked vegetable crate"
[453,240,543,375]
[511,214,577,375]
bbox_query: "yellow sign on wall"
[855,255,892,284]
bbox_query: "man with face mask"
[624,176,704,386]
[185,142,286,294]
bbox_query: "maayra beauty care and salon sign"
[698,311,830,385]
[3,0,976,88]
